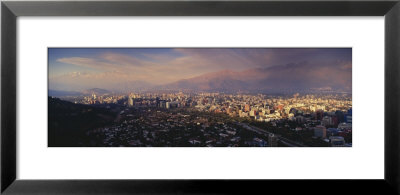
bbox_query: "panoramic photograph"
[48,48,352,147]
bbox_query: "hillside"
[48,97,117,146]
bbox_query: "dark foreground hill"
[48,97,117,147]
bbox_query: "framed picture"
[1,0,399,194]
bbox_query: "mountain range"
[49,63,351,96]
[156,63,351,93]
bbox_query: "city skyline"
[49,48,352,93]
[48,48,352,147]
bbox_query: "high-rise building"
[128,97,134,107]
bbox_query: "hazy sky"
[49,48,351,91]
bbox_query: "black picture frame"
[1,1,399,194]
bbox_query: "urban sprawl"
[58,92,352,147]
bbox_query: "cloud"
[57,57,112,70]
[50,48,352,92]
